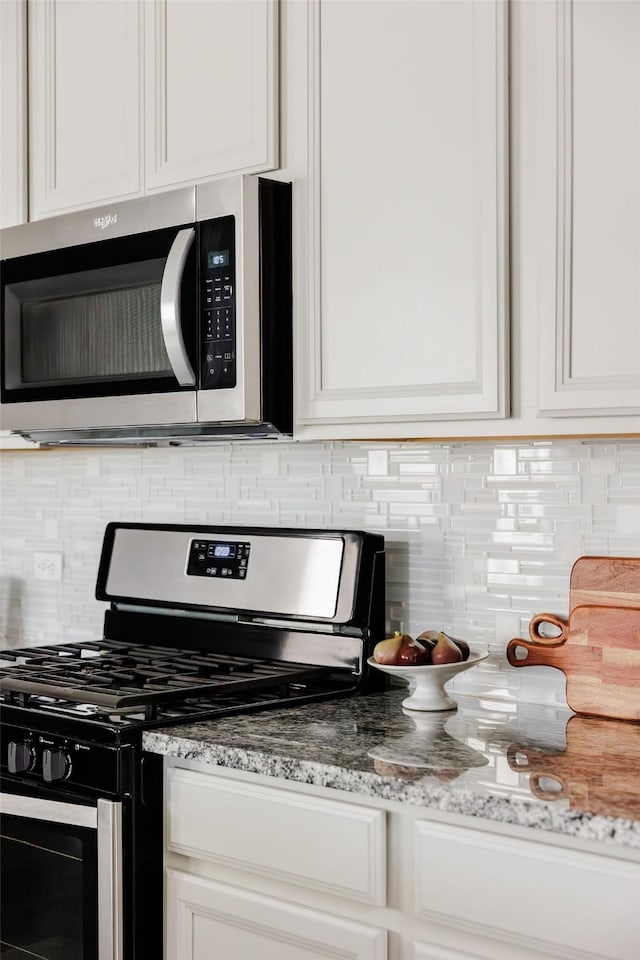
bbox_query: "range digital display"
[212,543,234,559]
[187,539,249,580]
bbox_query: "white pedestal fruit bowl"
[367,651,488,711]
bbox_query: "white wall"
[1,437,639,706]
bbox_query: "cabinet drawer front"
[166,767,386,905]
[166,869,387,960]
[414,821,640,960]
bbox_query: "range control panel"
[187,539,250,580]
[1,722,130,794]
[200,215,236,390]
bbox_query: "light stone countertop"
[143,689,640,853]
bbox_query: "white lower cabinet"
[166,870,387,960]
[413,821,640,960]
[163,761,640,960]
[165,766,386,905]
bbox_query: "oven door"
[0,195,199,435]
[0,786,123,960]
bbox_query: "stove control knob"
[7,740,36,774]
[42,748,71,782]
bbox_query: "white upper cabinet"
[144,0,278,190]
[0,0,27,228]
[26,0,278,220]
[28,0,143,218]
[532,0,640,418]
[289,0,509,431]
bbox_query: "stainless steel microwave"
[0,175,292,444]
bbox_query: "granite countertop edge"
[142,728,640,853]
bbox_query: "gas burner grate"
[0,640,328,716]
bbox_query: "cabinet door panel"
[536,0,640,416]
[166,767,386,905]
[294,0,508,426]
[166,870,387,960]
[0,0,27,227]
[414,820,640,960]
[28,0,142,218]
[145,0,278,190]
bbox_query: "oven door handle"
[0,794,123,960]
[97,798,124,960]
[160,227,196,386]
[0,792,98,826]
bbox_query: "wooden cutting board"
[569,557,640,613]
[506,605,640,721]
[506,716,640,820]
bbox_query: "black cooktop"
[0,639,328,714]
[0,639,342,734]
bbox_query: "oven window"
[0,814,97,960]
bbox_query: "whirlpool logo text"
[93,213,118,229]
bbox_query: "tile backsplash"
[1,438,639,707]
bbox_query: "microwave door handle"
[160,227,196,386]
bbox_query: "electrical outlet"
[33,551,63,582]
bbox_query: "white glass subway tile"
[588,457,617,474]
[397,462,441,474]
[388,502,448,518]
[371,488,433,503]
[581,474,608,503]
[616,504,640,532]
[2,438,639,707]
[491,531,555,546]
[487,559,519,573]
[498,489,571,503]
[492,448,517,475]
[367,449,389,475]
[617,442,640,462]
[610,474,640,495]
[607,537,640,555]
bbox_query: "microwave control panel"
[200,216,236,390]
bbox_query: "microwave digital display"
[208,250,229,269]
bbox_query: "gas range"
[0,524,385,960]
[0,522,385,746]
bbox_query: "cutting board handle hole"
[537,776,563,794]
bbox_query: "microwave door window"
[21,282,171,384]
[7,259,171,390]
